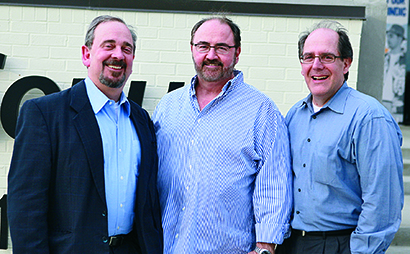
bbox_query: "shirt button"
[296,211,300,214]
[120,204,123,207]
[120,176,124,180]
[312,115,317,119]
[175,234,179,238]
[303,163,306,167]
[197,119,201,123]
[298,188,301,192]
[307,138,311,142]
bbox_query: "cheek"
[193,56,204,67]
[301,65,309,76]
[126,57,133,67]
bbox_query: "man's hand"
[247,242,276,254]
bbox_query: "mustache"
[103,59,127,69]
[202,59,223,67]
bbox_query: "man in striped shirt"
[152,16,293,254]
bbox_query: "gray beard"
[99,71,126,89]
[194,55,236,82]
[197,64,234,82]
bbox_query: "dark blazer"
[7,81,163,254]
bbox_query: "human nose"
[311,56,324,68]
[206,47,219,59]
[111,46,125,59]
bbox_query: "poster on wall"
[384,0,409,123]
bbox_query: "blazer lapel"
[70,81,106,205]
[130,104,153,209]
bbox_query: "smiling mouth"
[104,60,126,71]
[107,64,123,70]
[312,75,329,80]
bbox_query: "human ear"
[81,45,91,68]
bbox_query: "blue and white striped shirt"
[85,77,141,236]
[152,70,293,253]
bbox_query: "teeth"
[108,65,122,70]
[313,76,328,80]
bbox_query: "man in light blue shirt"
[152,16,293,254]
[276,20,404,254]
[8,15,162,253]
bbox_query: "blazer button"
[102,236,108,243]
[102,211,107,217]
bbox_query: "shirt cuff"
[255,222,291,244]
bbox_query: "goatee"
[99,60,127,88]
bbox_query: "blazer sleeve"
[8,99,52,254]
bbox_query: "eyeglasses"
[300,53,342,64]
[193,43,236,55]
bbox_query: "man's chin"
[99,75,126,89]
[198,70,223,81]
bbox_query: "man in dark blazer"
[7,15,163,254]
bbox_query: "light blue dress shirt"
[286,82,404,254]
[85,77,141,236]
[152,71,293,253]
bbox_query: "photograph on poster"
[384,0,409,123]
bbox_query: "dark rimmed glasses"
[192,43,236,55]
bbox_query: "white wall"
[0,5,363,252]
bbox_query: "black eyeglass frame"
[192,43,237,54]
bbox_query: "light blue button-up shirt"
[286,82,404,253]
[85,77,141,236]
[152,71,293,253]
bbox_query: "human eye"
[321,53,335,63]
[302,54,314,62]
[102,43,115,50]
[123,46,133,54]
[196,44,210,52]
[215,45,229,54]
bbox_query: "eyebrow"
[302,52,336,55]
[101,40,134,49]
[195,41,232,46]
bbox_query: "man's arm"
[350,117,404,253]
[8,100,51,253]
[253,104,293,245]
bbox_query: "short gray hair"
[84,15,137,54]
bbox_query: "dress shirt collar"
[84,77,130,116]
[189,70,243,99]
[300,82,349,115]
